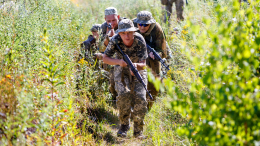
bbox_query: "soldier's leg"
[115,77,132,137]
[116,92,131,137]
[147,80,159,110]
[116,92,131,126]
[175,0,185,21]
[147,59,160,110]
[164,2,173,23]
[109,67,117,100]
[132,81,148,137]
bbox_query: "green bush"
[165,0,260,145]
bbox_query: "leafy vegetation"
[162,0,260,145]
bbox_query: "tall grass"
[0,0,224,145]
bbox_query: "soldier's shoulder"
[83,35,93,44]
[87,35,94,40]
[134,32,145,43]
[101,22,107,33]
[80,35,93,48]
[110,34,121,42]
[119,17,127,22]
[132,18,138,27]
[154,22,164,32]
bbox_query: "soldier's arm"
[155,23,167,58]
[134,59,146,70]
[103,54,127,67]
[130,59,146,76]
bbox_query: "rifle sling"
[129,73,135,95]
[120,69,136,94]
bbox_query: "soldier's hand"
[130,63,137,76]
[107,28,115,37]
[149,52,155,60]
[119,59,127,67]
[110,29,115,36]
[93,53,103,60]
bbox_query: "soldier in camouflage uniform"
[80,24,102,61]
[76,24,102,90]
[95,7,122,100]
[100,7,127,48]
[161,0,185,22]
[103,19,148,139]
[133,11,168,110]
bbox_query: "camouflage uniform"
[161,0,185,22]
[80,24,102,61]
[134,11,168,110]
[104,20,148,136]
[100,7,121,52]
[80,35,97,60]
[99,7,127,100]
[76,24,101,90]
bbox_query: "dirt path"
[92,104,152,146]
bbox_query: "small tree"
[165,0,260,145]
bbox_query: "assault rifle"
[107,23,112,30]
[115,41,153,100]
[146,44,170,71]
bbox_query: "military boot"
[134,131,147,139]
[117,124,130,137]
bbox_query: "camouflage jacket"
[135,22,167,59]
[100,17,127,37]
[100,17,127,47]
[80,35,102,60]
[104,32,148,82]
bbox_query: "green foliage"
[5,0,257,145]
[1,0,177,145]
[165,0,260,145]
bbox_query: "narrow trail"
[92,102,153,145]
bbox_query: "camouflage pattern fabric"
[116,19,138,33]
[90,24,101,32]
[161,0,185,22]
[100,17,127,42]
[104,32,148,133]
[99,17,128,99]
[133,11,156,24]
[104,7,118,16]
[135,21,167,109]
[136,22,167,74]
[80,35,97,60]
[109,67,117,100]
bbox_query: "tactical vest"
[143,23,161,52]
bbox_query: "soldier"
[80,24,102,61]
[95,7,123,100]
[76,24,102,90]
[103,19,148,139]
[161,0,185,22]
[101,7,120,47]
[133,11,168,110]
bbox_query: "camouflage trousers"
[115,75,148,133]
[161,0,185,22]
[109,68,117,100]
[102,64,117,100]
[146,58,160,110]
